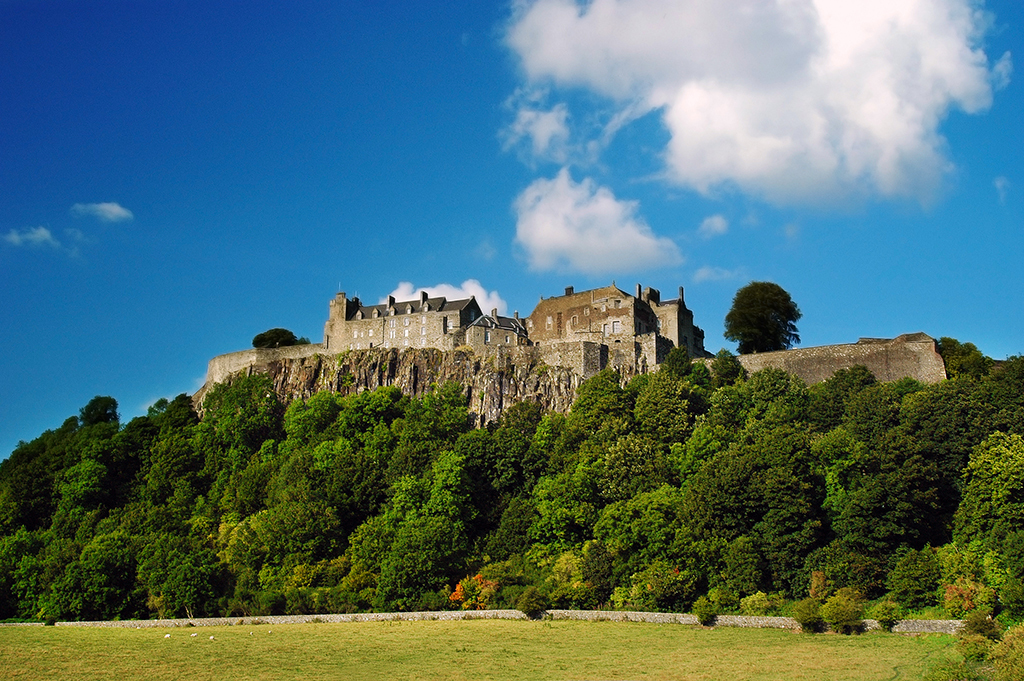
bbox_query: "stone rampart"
[733,333,946,385]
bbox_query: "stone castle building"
[323,290,529,354]
[526,283,709,360]
[322,282,709,365]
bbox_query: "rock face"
[193,345,589,425]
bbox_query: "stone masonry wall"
[47,609,964,635]
[733,333,946,385]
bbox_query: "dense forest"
[2,341,1023,626]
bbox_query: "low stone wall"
[49,610,963,635]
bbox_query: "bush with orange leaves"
[449,574,499,610]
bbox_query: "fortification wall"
[203,344,326,386]
[734,333,946,385]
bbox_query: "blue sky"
[1,0,1021,458]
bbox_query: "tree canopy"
[724,281,802,354]
[252,328,310,348]
[1,350,1022,623]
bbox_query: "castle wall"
[733,333,946,384]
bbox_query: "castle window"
[602,323,608,336]
[404,318,409,326]
[369,329,373,337]
[421,315,426,324]
[546,316,552,329]
[353,330,358,339]
[505,335,510,344]
[571,315,578,327]
[584,307,589,316]
[389,319,396,328]
[485,330,491,343]
[421,327,426,335]
[404,329,409,337]
[612,320,621,334]
[615,300,621,308]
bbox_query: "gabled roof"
[467,313,528,336]
[348,295,480,320]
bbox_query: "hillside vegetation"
[2,348,1024,626]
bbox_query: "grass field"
[0,619,956,680]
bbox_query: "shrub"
[923,660,984,681]
[792,597,823,633]
[515,586,548,619]
[821,589,864,634]
[740,591,772,616]
[887,547,940,610]
[990,624,1024,681]
[957,634,995,664]
[867,600,902,631]
[944,577,996,618]
[707,587,738,614]
[692,595,717,626]
[961,609,1002,641]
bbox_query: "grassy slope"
[0,619,956,681]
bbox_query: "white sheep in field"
[190,633,197,637]
[209,635,215,640]
[164,634,170,638]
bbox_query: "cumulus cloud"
[3,226,60,248]
[506,0,1010,204]
[513,167,682,274]
[385,280,508,316]
[699,214,729,238]
[70,202,134,222]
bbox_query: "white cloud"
[693,266,740,283]
[384,280,508,316]
[993,51,1013,90]
[3,226,60,248]
[698,214,728,238]
[513,167,682,274]
[995,176,1010,204]
[70,202,134,222]
[503,101,571,162]
[506,0,1009,204]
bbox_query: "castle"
[322,282,710,369]
[197,283,947,416]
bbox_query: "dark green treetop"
[724,281,801,354]
[252,328,310,348]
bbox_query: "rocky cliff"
[193,345,589,426]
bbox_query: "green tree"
[252,328,303,348]
[954,432,1024,548]
[938,337,993,380]
[724,282,801,354]
[79,396,119,427]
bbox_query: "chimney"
[565,285,574,296]
[636,283,642,298]
[678,286,686,305]
[420,290,428,304]
[387,295,395,307]
[514,310,519,319]
[491,308,498,319]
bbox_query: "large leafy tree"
[252,328,308,348]
[724,281,801,354]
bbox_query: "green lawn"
[0,619,956,681]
